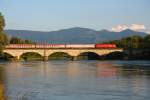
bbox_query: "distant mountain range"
[5,27,147,44]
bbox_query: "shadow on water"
[115,61,150,76]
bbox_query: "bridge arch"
[3,52,15,60]
[48,52,72,60]
[3,51,17,58]
[3,52,14,57]
[102,51,126,60]
[77,52,100,60]
[20,52,43,61]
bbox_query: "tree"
[0,13,5,32]
[0,13,8,57]
[143,35,150,48]
[10,37,34,44]
[10,37,24,44]
[144,35,150,42]
[103,35,150,49]
[24,39,33,44]
[130,36,143,48]
[0,13,8,45]
[0,32,9,45]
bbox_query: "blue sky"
[0,0,150,32]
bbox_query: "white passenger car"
[66,44,95,48]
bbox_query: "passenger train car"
[5,44,117,49]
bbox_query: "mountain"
[5,27,147,44]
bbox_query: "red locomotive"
[95,44,116,48]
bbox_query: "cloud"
[111,25,128,32]
[147,31,150,34]
[111,24,146,32]
[130,24,146,31]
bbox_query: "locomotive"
[5,44,117,49]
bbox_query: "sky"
[0,0,150,33]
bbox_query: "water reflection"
[0,61,150,100]
[0,65,6,100]
[96,62,120,77]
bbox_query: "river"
[0,61,150,100]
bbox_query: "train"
[5,44,117,49]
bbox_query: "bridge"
[3,44,123,61]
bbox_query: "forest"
[104,35,150,49]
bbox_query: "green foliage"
[143,35,150,48]
[10,37,34,44]
[104,35,150,49]
[0,13,8,49]
[0,32,9,45]
[0,32,9,57]
[0,12,8,56]
[24,39,33,44]
[10,37,24,44]
[0,13,5,32]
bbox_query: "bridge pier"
[71,56,78,61]
[43,56,48,62]
[14,56,20,61]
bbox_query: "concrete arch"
[77,51,100,60]
[20,52,43,58]
[20,52,43,61]
[3,49,45,60]
[104,51,126,59]
[46,50,79,57]
[77,51,100,57]
[48,52,72,60]
[93,49,123,56]
[19,50,44,58]
[107,51,123,55]
[48,52,72,57]
[3,51,16,58]
[3,52,15,58]
[48,51,71,56]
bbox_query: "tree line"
[104,35,150,49]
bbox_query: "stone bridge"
[3,48,123,61]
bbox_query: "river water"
[0,61,150,100]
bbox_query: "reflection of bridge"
[3,45,123,61]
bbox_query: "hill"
[5,27,147,44]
